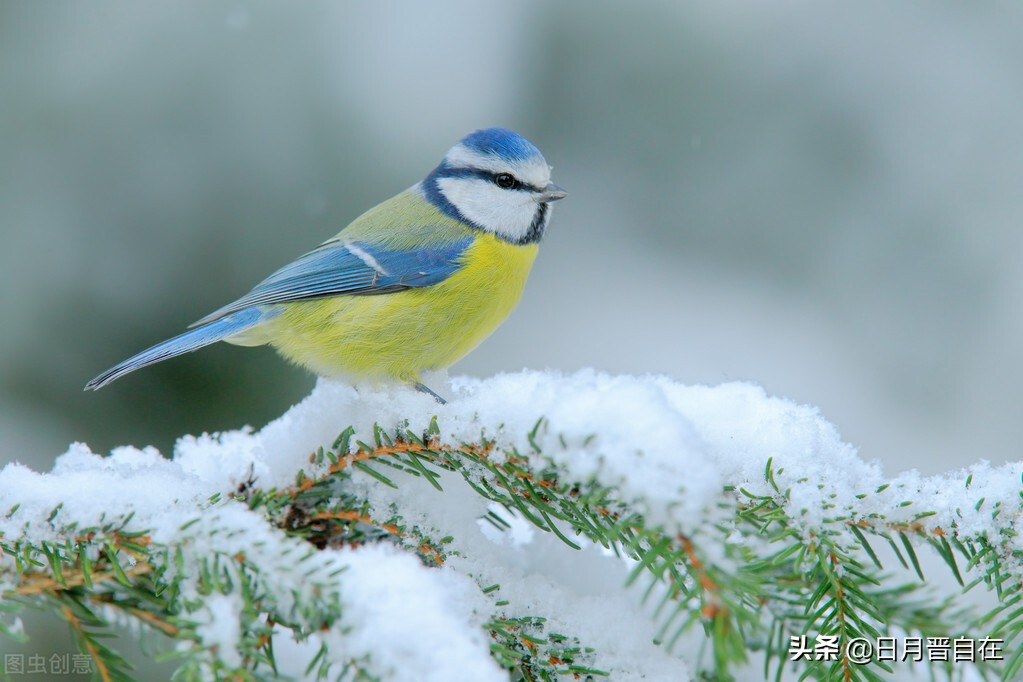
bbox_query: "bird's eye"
[494,173,517,189]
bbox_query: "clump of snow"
[318,543,500,682]
[194,593,244,668]
[0,369,1019,680]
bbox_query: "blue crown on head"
[459,128,543,163]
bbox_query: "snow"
[0,369,1019,680]
[194,593,244,669]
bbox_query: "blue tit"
[86,128,566,403]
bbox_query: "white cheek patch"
[438,177,538,243]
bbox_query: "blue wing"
[190,237,472,327]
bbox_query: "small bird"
[86,128,566,403]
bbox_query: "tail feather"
[85,307,273,390]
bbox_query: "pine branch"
[2,391,1021,680]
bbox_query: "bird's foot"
[413,381,447,405]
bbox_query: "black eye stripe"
[434,164,543,192]
[491,172,545,193]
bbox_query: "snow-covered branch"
[1,371,1020,681]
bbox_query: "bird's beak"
[537,182,568,203]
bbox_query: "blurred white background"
[3,0,1023,479]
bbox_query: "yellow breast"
[261,233,538,383]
